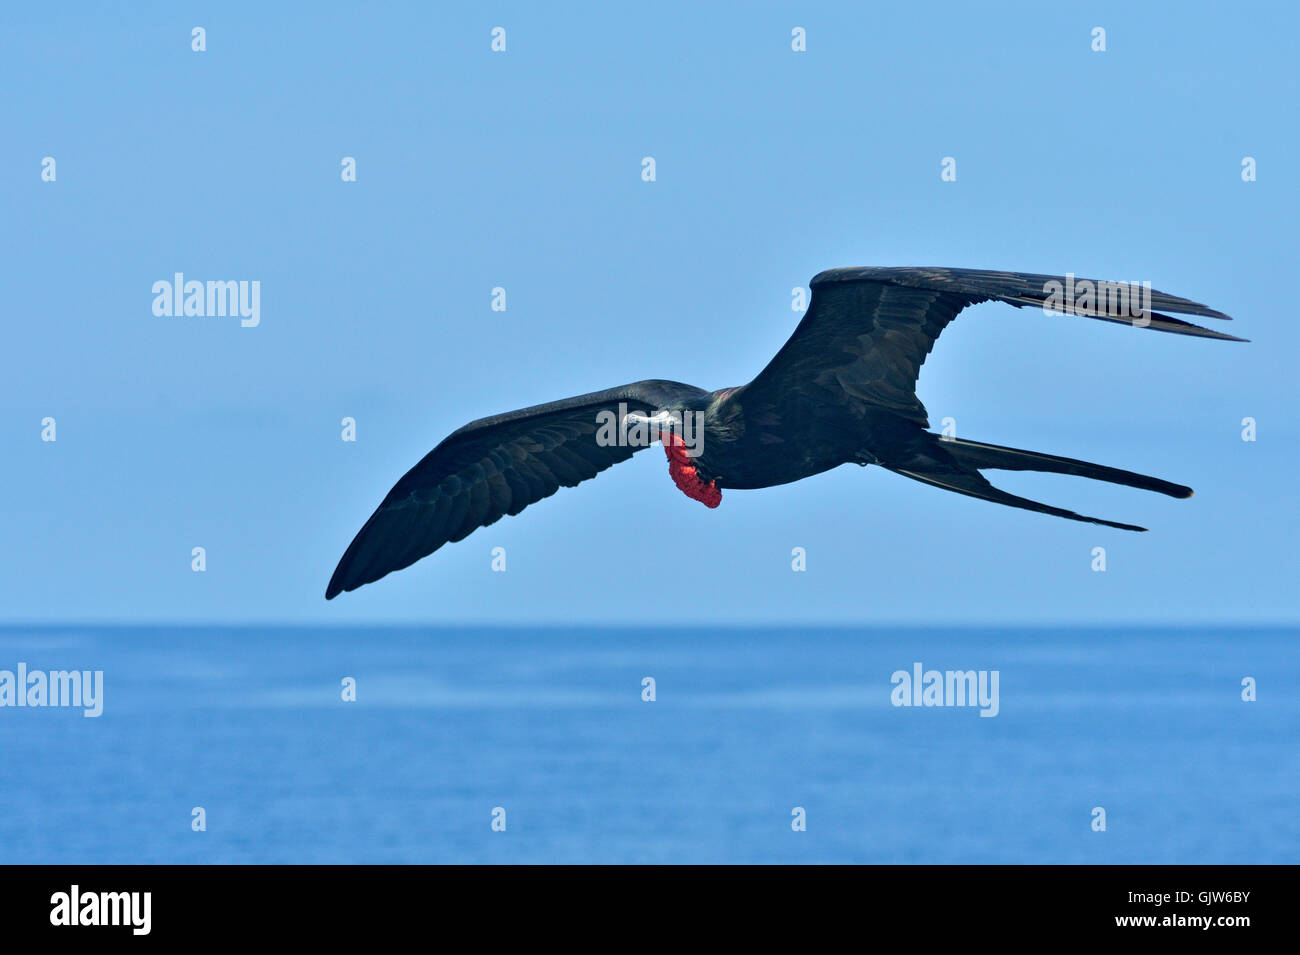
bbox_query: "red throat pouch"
[661,433,721,508]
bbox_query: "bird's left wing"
[737,266,1242,428]
[326,379,707,598]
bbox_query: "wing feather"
[326,379,708,597]
[739,266,1240,428]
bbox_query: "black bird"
[326,266,1242,598]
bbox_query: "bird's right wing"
[326,379,708,598]
[738,266,1242,428]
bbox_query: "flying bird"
[326,266,1242,598]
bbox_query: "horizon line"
[0,619,1296,631]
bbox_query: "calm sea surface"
[0,625,1294,864]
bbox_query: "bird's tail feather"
[886,464,1149,532]
[940,437,1193,499]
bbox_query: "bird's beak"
[624,410,681,441]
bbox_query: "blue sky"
[2,2,1295,624]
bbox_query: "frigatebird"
[326,266,1241,598]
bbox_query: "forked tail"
[880,434,1193,532]
[941,437,1192,499]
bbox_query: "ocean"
[0,625,1294,864]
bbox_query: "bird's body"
[326,266,1242,599]
[695,389,862,489]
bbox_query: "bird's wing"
[739,266,1242,427]
[326,379,708,598]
